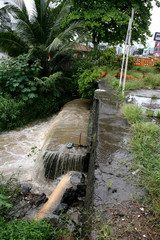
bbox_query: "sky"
[0,0,160,47]
[148,1,160,47]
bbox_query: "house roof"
[75,44,91,52]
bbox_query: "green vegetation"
[0,0,82,76]
[116,56,135,69]
[120,105,160,214]
[0,0,82,131]
[120,104,145,124]
[65,0,153,45]
[0,173,20,219]
[78,68,104,98]
[154,59,160,71]
[0,218,54,240]
[0,95,26,130]
[0,55,41,103]
[106,66,160,93]
[99,48,116,66]
[146,109,155,117]
[0,215,73,240]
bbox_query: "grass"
[120,104,145,123]
[135,66,156,73]
[157,111,160,118]
[92,209,113,240]
[127,70,143,79]
[105,65,160,93]
[120,105,160,215]
[146,109,155,117]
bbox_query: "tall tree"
[0,0,81,74]
[65,0,154,46]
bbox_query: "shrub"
[78,68,103,98]
[154,60,160,71]
[0,94,26,130]
[115,55,135,69]
[99,47,116,66]
[0,54,42,103]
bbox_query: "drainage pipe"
[35,173,72,220]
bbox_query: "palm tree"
[0,0,82,75]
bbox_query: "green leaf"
[13,83,19,87]
[28,93,37,99]
[0,194,9,200]
[22,95,28,101]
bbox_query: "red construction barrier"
[133,57,159,67]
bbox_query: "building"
[153,41,160,57]
[143,47,154,57]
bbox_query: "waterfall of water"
[43,151,87,179]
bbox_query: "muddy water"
[0,99,90,196]
[0,117,56,191]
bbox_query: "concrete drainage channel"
[84,80,145,239]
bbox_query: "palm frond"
[53,41,75,59]
[47,37,62,52]
[0,32,28,56]
[58,21,83,41]
[10,0,25,11]
[47,0,72,45]
[32,0,53,44]
[47,21,83,54]
[53,0,72,30]
[23,0,37,23]
[5,1,39,45]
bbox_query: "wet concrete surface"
[93,80,145,207]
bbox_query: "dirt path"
[91,81,160,240]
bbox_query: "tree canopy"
[65,0,154,46]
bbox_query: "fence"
[133,57,159,67]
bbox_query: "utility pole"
[119,8,134,96]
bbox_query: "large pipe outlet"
[35,173,72,220]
